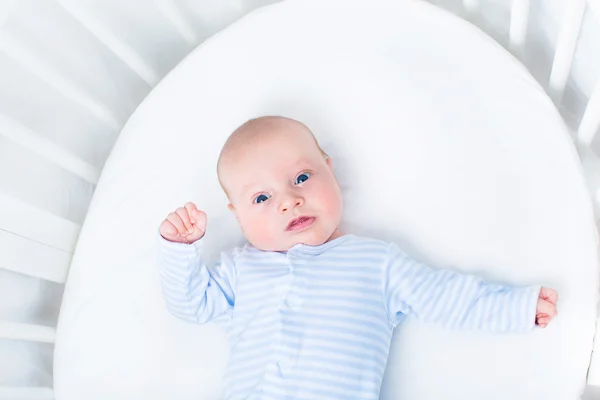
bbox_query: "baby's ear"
[228,203,240,221]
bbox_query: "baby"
[157,116,558,400]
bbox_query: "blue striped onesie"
[157,233,540,399]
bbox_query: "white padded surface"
[54,0,599,399]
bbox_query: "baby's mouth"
[286,216,315,231]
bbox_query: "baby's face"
[222,127,343,251]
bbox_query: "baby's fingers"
[175,207,194,235]
[193,209,207,231]
[536,315,550,328]
[535,297,557,328]
[540,287,558,305]
[166,211,188,237]
[159,219,178,239]
[184,202,198,222]
[185,203,204,227]
[537,298,557,318]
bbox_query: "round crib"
[0,0,599,399]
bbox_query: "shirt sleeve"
[157,231,237,324]
[382,243,540,333]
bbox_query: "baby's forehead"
[234,154,315,178]
[228,132,318,166]
[225,154,317,193]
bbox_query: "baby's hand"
[159,202,207,244]
[535,287,558,328]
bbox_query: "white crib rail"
[0,34,123,132]
[154,0,199,45]
[579,81,600,147]
[548,0,587,103]
[463,0,479,14]
[0,193,80,253]
[0,114,100,184]
[0,322,56,344]
[54,0,160,87]
[509,0,530,55]
[0,0,599,399]
[0,229,71,284]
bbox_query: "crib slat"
[463,0,480,13]
[0,193,81,253]
[578,80,600,147]
[0,322,56,343]
[56,0,159,87]
[0,229,71,283]
[0,387,54,400]
[548,0,586,103]
[509,0,530,55]
[588,0,600,21]
[587,275,600,386]
[0,35,121,131]
[156,0,198,45]
[0,114,100,185]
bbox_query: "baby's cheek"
[321,182,343,216]
[244,213,278,248]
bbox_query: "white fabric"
[54,0,599,399]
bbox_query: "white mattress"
[54,0,599,399]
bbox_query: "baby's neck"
[326,228,344,242]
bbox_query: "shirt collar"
[284,234,355,257]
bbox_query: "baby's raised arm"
[157,202,236,324]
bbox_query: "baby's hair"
[217,116,328,198]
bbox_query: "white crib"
[0,0,599,399]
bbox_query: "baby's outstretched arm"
[157,202,236,324]
[383,243,557,333]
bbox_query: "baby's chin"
[251,231,331,252]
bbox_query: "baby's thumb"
[189,209,207,240]
[159,220,181,242]
[192,209,206,226]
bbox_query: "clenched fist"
[159,202,207,244]
[535,287,558,328]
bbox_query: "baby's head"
[217,116,343,251]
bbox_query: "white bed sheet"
[54,0,599,399]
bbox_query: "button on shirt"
[285,293,301,307]
[157,234,540,400]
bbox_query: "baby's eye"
[295,172,311,185]
[253,194,270,204]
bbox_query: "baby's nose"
[279,197,304,213]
